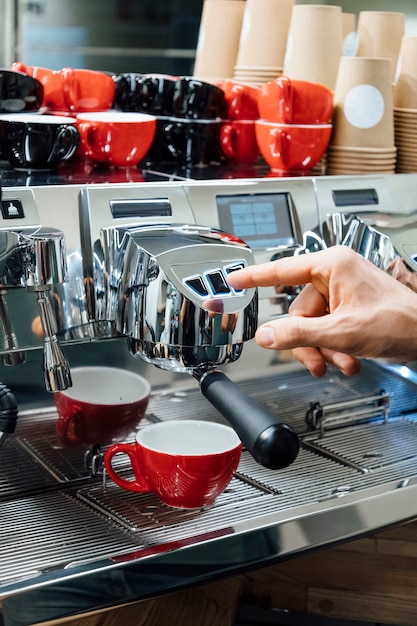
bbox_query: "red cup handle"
[104,443,152,493]
[78,123,99,157]
[11,61,28,73]
[85,125,98,152]
[62,67,76,111]
[271,127,291,168]
[56,410,83,446]
[276,75,293,124]
[220,124,237,160]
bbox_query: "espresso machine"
[2,170,417,622]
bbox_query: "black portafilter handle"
[198,370,300,470]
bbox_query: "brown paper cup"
[331,56,394,149]
[235,0,294,69]
[357,11,405,83]
[394,36,417,109]
[283,4,344,91]
[193,0,245,80]
[342,12,356,38]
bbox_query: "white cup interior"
[62,366,150,404]
[137,420,241,455]
[76,112,155,123]
[0,113,77,124]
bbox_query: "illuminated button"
[225,263,245,293]
[207,271,230,295]
[225,263,245,274]
[185,277,209,297]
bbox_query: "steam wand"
[36,290,72,392]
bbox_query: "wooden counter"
[34,518,417,626]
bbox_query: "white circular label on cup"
[343,84,385,128]
[343,31,359,57]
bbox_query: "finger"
[319,348,361,376]
[291,347,361,378]
[255,313,349,354]
[292,347,328,377]
[289,283,328,317]
[227,251,332,290]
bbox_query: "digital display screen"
[216,192,297,250]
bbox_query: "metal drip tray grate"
[78,464,269,533]
[76,449,363,547]
[0,491,145,585]
[15,406,157,484]
[0,438,59,501]
[149,360,417,435]
[15,407,95,482]
[3,360,417,595]
[304,418,417,472]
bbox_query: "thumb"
[255,315,337,352]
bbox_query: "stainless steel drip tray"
[4,359,417,598]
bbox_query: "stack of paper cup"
[233,0,294,86]
[357,11,405,84]
[193,0,246,80]
[394,36,417,173]
[283,4,344,91]
[327,56,397,175]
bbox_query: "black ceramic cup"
[112,73,176,116]
[172,77,227,120]
[162,118,225,166]
[0,113,80,169]
[141,115,175,164]
[0,70,43,112]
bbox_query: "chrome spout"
[36,290,72,392]
[22,229,72,392]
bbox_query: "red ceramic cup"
[76,111,156,166]
[255,120,332,173]
[54,366,151,447]
[217,79,260,120]
[258,76,334,124]
[41,67,116,113]
[220,120,260,164]
[104,420,242,509]
[10,62,53,83]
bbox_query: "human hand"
[227,246,417,377]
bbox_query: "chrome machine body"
[2,171,417,621]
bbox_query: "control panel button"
[1,199,24,219]
[185,276,209,297]
[225,263,245,292]
[206,271,230,295]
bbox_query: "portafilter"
[103,223,299,470]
